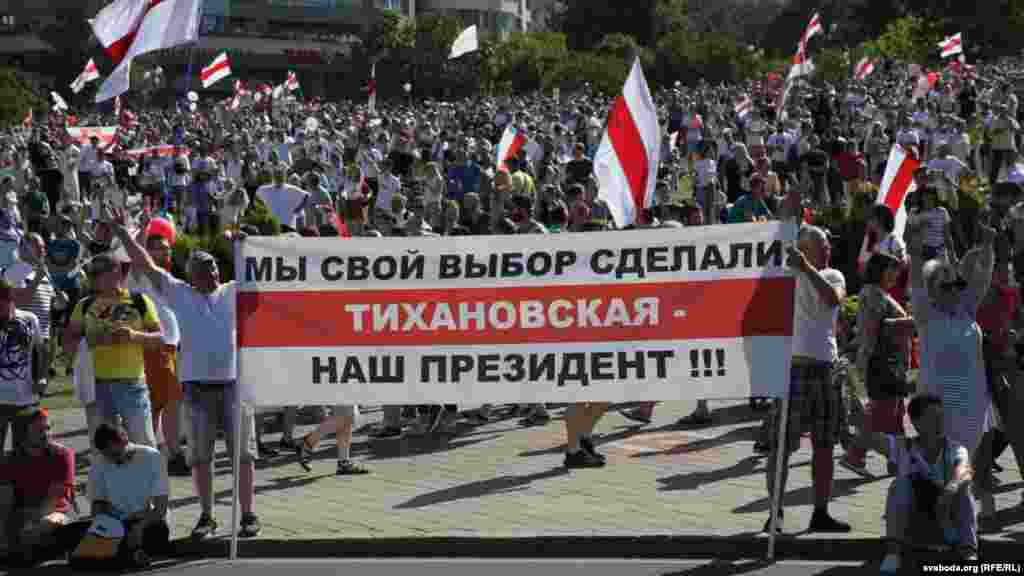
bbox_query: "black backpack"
[78,292,148,320]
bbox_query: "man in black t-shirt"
[564,143,593,187]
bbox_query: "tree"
[873,15,945,64]
[0,68,47,128]
[483,32,569,94]
[594,33,654,69]
[550,0,657,50]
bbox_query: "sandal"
[297,435,315,472]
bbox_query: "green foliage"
[0,67,47,128]
[482,32,569,94]
[873,15,946,65]
[243,199,281,237]
[813,47,849,86]
[542,51,630,96]
[171,232,237,282]
[368,9,415,57]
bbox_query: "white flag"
[939,33,963,59]
[91,0,202,102]
[51,92,69,112]
[449,25,478,60]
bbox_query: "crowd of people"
[0,52,1022,571]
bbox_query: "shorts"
[144,345,182,415]
[184,381,257,466]
[94,379,156,447]
[771,360,841,452]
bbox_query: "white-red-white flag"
[286,71,299,92]
[799,13,823,53]
[857,144,920,270]
[90,0,202,102]
[594,57,661,227]
[201,52,231,88]
[854,57,876,80]
[939,33,963,59]
[495,125,528,169]
[734,95,753,119]
[70,59,100,94]
[367,62,377,114]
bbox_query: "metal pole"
[230,235,244,562]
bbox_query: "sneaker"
[373,426,403,440]
[191,514,218,540]
[580,437,606,462]
[675,410,712,428]
[564,450,605,469]
[463,412,490,425]
[337,460,370,475]
[839,454,873,478]
[619,408,652,424]
[520,409,551,426]
[239,513,261,538]
[168,452,191,477]
[279,437,300,453]
[958,546,979,562]
[257,443,279,458]
[807,510,851,533]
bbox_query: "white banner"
[237,223,798,406]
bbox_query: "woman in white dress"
[906,216,997,512]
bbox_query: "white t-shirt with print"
[0,309,41,406]
[256,184,309,229]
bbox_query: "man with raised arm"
[103,204,260,541]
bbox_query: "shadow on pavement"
[630,425,761,458]
[657,456,764,491]
[394,467,570,509]
[659,559,870,576]
[732,477,879,515]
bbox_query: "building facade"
[0,0,553,102]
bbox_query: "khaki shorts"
[145,345,182,415]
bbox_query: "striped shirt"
[23,275,54,339]
[919,207,950,249]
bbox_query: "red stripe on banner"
[107,0,168,67]
[883,153,919,214]
[606,95,649,213]
[238,278,794,348]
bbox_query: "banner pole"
[230,235,243,562]
[767,222,798,561]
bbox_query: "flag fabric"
[201,52,231,89]
[939,33,963,58]
[22,109,32,129]
[449,25,479,60]
[91,0,202,103]
[948,55,975,77]
[594,57,661,228]
[272,84,285,100]
[495,125,527,169]
[51,92,69,112]
[800,12,823,50]
[286,71,299,92]
[854,57,876,80]
[857,144,920,270]
[779,12,824,115]
[70,59,100,94]
[734,96,753,119]
[367,62,376,114]
[114,96,122,120]
[913,71,939,101]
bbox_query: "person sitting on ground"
[848,394,978,574]
[0,407,75,565]
[78,423,170,567]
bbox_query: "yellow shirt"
[71,289,161,381]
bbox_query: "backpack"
[79,292,148,320]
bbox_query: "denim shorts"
[94,379,156,447]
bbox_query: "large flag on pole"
[594,57,661,228]
[777,13,823,119]
[449,25,478,59]
[201,52,232,88]
[939,33,963,59]
[856,145,920,270]
[286,71,300,92]
[91,0,202,102]
[70,59,100,94]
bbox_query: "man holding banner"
[765,225,851,535]
[104,204,261,542]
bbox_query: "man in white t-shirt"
[764,225,851,535]
[375,159,401,216]
[109,212,260,541]
[255,164,309,231]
